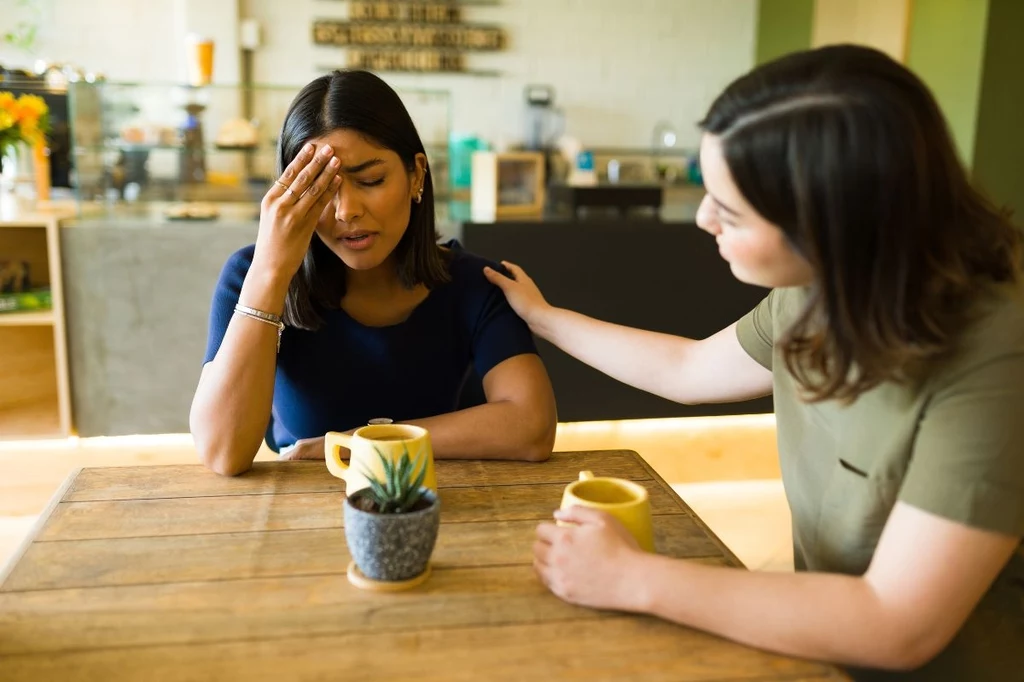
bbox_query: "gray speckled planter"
[343,489,440,582]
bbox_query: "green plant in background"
[1,0,41,54]
[361,447,429,514]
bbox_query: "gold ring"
[274,180,289,190]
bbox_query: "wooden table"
[0,451,848,681]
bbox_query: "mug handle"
[557,471,596,528]
[324,431,354,480]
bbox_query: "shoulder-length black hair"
[278,69,449,330]
[701,44,1020,402]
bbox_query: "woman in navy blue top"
[190,70,557,476]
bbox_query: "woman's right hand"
[483,260,554,332]
[253,143,342,279]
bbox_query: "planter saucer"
[346,561,432,592]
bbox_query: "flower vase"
[0,151,14,195]
[32,144,50,202]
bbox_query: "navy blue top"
[203,241,538,451]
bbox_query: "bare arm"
[406,353,557,461]
[483,263,772,405]
[541,311,769,404]
[190,143,341,476]
[283,353,558,463]
[538,503,1019,670]
[188,271,285,476]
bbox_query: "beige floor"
[0,414,793,573]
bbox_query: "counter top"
[0,195,77,226]
[3,185,705,232]
[454,185,704,225]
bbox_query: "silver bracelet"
[234,304,282,324]
[234,304,285,353]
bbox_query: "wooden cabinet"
[811,0,912,63]
[470,151,546,219]
[0,204,72,439]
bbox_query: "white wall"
[0,0,239,84]
[0,0,181,82]
[1,0,757,148]
[244,0,757,148]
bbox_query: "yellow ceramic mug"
[324,424,437,496]
[560,471,655,552]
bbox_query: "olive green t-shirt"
[737,287,1024,681]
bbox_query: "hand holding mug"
[532,471,657,610]
[534,503,647,611]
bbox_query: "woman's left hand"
[277,436,327,461]
[533,506,647,612]
[278,432,356,461]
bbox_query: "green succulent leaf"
[409,458,428,494]
[366,478,389,506]
[386,456,399,498]
[357,448,430,514]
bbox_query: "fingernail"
[303,143,314,154]
[321,146,333,157]
[329,157,340,167]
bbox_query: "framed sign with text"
[313,1,505,74]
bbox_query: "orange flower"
[0,92,50,149]
[0,92,16,131]
[20,122,44,147]
[15,94,47,125]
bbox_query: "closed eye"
[358,177,385,187]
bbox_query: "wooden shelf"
[0,397,62,439]
[315,64,500,77]
[0,311,55,327]
[0,207,72,439]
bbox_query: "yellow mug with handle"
[324,424,437,495]
[560,471,655,552]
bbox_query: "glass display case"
[66,81,452,218]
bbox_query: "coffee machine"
[523,84,564,151]
[523,84,565,185]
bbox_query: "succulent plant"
[359,446,429,514]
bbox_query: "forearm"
[532,307,706,403]
[190,264,289,475]
[407,400,555,462]
[628,554,924,670]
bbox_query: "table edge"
[0,466,81,587]
[628,451,747,569]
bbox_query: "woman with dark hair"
[486,46,1023,679]
[191,70,556,475]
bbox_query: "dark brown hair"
[278,70,449,330]
[701,45,1020,402]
